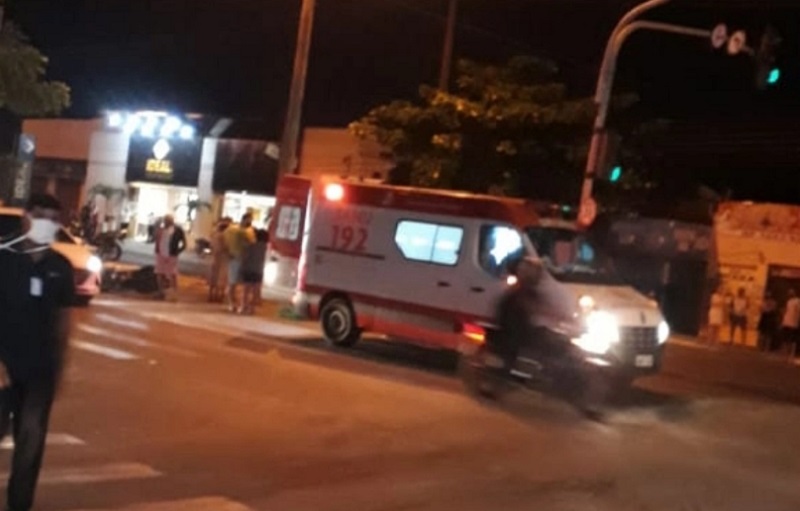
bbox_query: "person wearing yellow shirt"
[224,213,255,312]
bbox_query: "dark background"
[212,139,279,195]
[8,0,800,203]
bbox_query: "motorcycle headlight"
[572,311,620,355]
[87,255,103,274]
[658,320,670,344]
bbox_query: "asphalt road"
[9,295,800,511]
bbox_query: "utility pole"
[438,0,458,91]
[278,0,317,176]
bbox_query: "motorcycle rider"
[490,256,605,418]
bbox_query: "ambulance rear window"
[394,220,463,266]
[275,206,302,241]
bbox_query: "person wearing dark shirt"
[0,194,74,511]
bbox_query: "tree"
[0,22,70,117]
[350,56,598,202]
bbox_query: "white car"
[0,207,102,304]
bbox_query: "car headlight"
[572,310,620,355]
[87,255,103,274]
[658,320,670,344]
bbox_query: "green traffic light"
[609,166,622,183]
[767,68,781,85]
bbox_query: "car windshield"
[525,227,623,285]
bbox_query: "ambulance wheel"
[321,297,361,347]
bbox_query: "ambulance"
[267,176,670,378]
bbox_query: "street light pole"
[279,0,317,176]
[438,0,458,92]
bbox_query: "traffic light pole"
[579,0,743,222]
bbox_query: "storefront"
[124,133,204,240]
[712,202,800,347]
[212,138,279,229]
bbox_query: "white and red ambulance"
[267,176,670,376]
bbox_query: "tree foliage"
[0,23,70,116]
[351,56,597,202]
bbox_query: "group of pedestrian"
[208,212,269,315]
[707,287,750,345]
[708,285,800,357]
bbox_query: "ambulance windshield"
[525,227,623,285]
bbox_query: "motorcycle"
[458,322,613,418]
[92,227,127,262]
[194,237,212,258]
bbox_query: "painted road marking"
[1,433,85,449]
[0,462,161,485]
[95,312,149,332]
[78,324,199,358]
[142,311,318,340]
[73,340,139,361]
[65,496,253,511]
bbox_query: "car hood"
[562,283,659,311]
[52,242,91,270]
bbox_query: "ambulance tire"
[321,297,361,347]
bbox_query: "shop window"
[479,225,524,277]
[275,206,302,241]
[394,220,463,266]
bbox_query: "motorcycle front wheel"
[99,242,122,262]
[458,352,508,400]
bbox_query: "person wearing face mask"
[0,194,75,511]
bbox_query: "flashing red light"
[324,183,345,201]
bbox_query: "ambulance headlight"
[578,294,595,312]
[658,320,670,344]
[572,311,620,355]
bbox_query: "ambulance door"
[372,217,467,347]
[457,223,527,322]
[267,176,312,299]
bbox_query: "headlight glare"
[87,255,103,274]
[658,320,670,344]
[572,311,619,355]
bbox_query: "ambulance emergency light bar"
[105,110,197,140]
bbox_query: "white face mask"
[26,217,60,246]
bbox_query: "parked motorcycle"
[458,323,613,418]
[92,227,127,262]
[194,237,212,258]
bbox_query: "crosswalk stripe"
[73,340,139,360]
[0,462,161,485]
[78,324,199,358]
[0,432,85,449]
[95,313,149,332]
[65,496,253,511]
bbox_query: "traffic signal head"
[756,26,782,89]
[767,67,781,85]
[595,130,623,182]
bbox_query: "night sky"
[9,0,800,203]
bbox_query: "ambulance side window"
[394,220,463,266]
[479,225,524,278]
[275,206,302,241]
